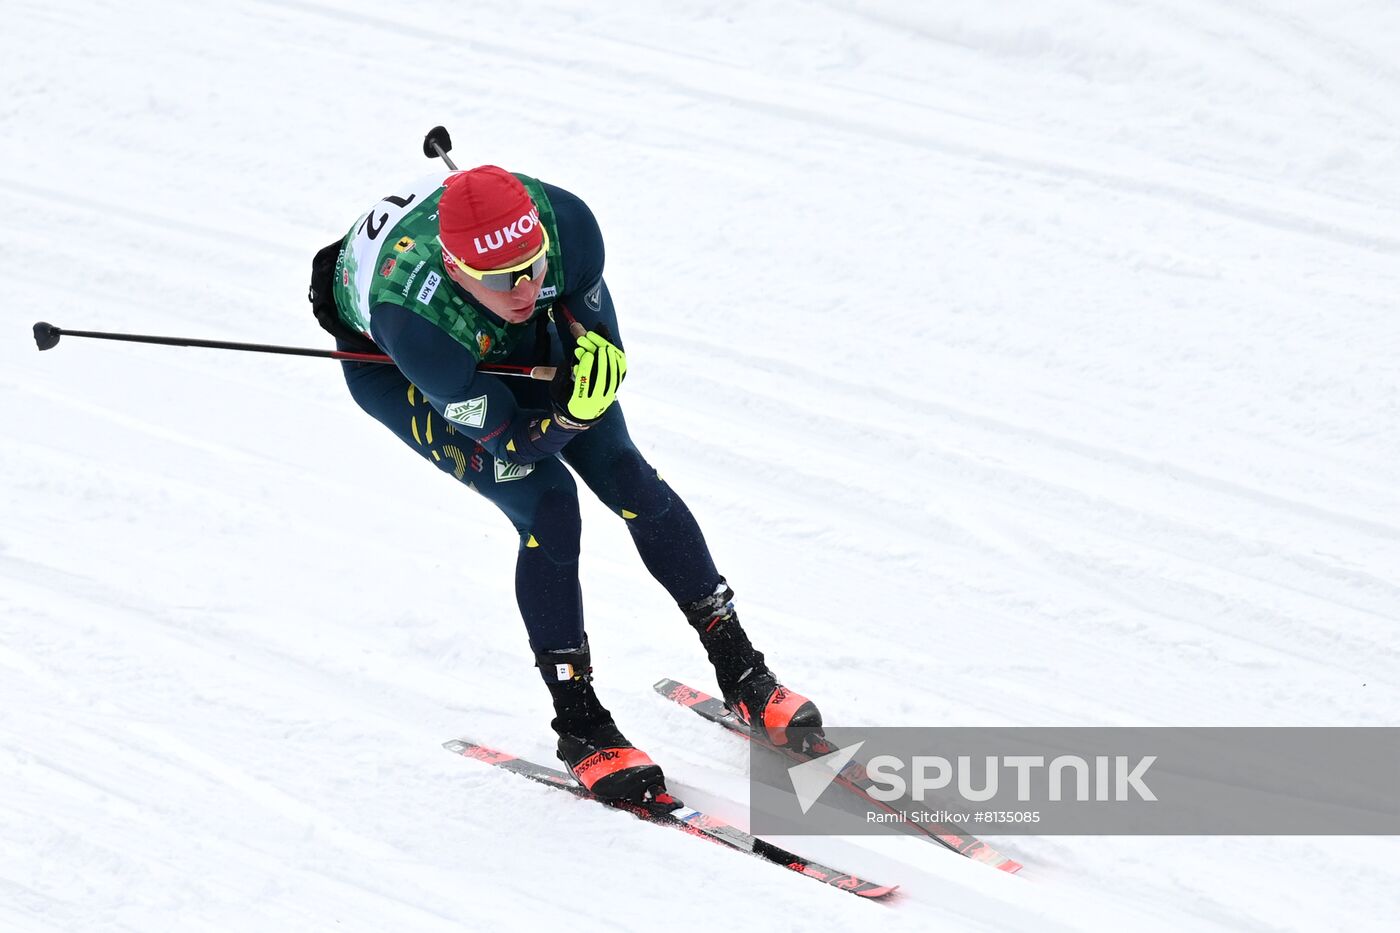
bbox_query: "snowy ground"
[3,1,1399,930]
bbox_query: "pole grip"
[552,303,587,340]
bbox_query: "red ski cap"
[438,166,544,271]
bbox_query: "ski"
[653,678,1024,874]
[443,738,898,900]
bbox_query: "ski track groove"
[644,375,1400,630]
[0,553,508,737]
[0,178,295,258]
[192,0,1400,257]
[633,323,1399,542]
[570,36,1400,255]
[812,0,1400,175]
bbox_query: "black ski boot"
[681,580,823,749]
[536,643,667,804]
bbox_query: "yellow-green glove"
[550,328,627,426]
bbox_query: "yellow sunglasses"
[442,229,550,293]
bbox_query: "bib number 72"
[357,193,417,242]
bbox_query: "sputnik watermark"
[862,754,1157,802]
[787,746,1155,813]
[752,727,1400,835]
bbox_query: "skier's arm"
[369,302,584,464]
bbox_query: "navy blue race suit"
[317,180,721,653]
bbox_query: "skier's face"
[445,252,547,324]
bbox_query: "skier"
[306,165,821,803]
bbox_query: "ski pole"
[31,322,557,380]
[33,128,588,380]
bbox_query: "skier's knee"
[520,485,582,564]
[599,449,672,521]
